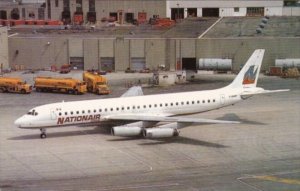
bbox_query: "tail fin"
[229,49,265,89]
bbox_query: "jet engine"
[143,128,179,138]
[111,126,143,137]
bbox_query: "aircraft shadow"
[8,126,111,140]
[216,113,266,125]
[109,136,228,148]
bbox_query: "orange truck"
[83,71,110,95]
[0,77,32,94]
[34,77,87,95]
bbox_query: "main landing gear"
[40,128,47,139]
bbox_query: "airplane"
[14,49,289,139]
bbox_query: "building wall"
[130,39,145,58]
[167,0,283,8]
[9,37,68,70]
[220,8,247,17]
[47,0,166,23]
[96,0,166,22]
[68,38,83,57]
[83,39,99,70]
[0,27,9,70]
[0,4,44,20]
[99,38,114,57]
[114,38,130,71]
[145,39,166,70]
[8,36,300,72]
[48,0,63,20]
[283,7,300,16]
[166,0,283,17]
[265,7,283,16]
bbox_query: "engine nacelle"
[111,126,143,137]
[143,128,179,138]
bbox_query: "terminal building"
[1,0,300,72]
[6,16,300,72]
[0,0,45,20]
[1,1,300,22]
[43,0,300,24]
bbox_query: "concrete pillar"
[0,27,9,71]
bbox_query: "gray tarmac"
[0,74,299,191]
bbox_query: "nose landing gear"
[40,128,47,139]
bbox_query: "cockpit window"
[27,109,38,116]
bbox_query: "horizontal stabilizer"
[104,114,240,124]
[121,86,144,97]
[241,88,290,97]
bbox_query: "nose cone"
[14,116,25,128]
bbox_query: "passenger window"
[127,107,130,110]
[181,102,184,105]
[111,108,113,111]
[165,103,168,107]
[121,107,124,110]
[186,101,189,105]
[71,111,73,115]
[171,103,173,106]
[116,107,119,111]
[149,105,152,108]
[197,100,200,104]
[154,104,157,107]
[76,111,79,114]
[88,110,91,113]
[192,101,194,104]
[59,112,62,116]
[160,104,163,107]
[34,112,38,116]
[133,106,135,109]
[94,110,96,113]
[208,100,210,103]
[65,112,68,115]
[99,109,102,112]
[144,105,146,108]
[82,110,85,114]
[213,99,216,102]
[176,102,178,106]
[137,106,140,109]
[105,108,107,112]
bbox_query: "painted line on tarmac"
[254,175,300,185]
[98,182,180,190]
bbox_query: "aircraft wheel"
[40,133,47,139]
[40,128,47,139]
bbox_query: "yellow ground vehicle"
[0,77,32,94]
[34,77,87,95]
[83,72,110,95]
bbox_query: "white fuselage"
[15,86,242,129]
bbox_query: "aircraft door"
[220,94,225,105]
[50,109,57,120]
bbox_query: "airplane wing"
[103,114,240,125]
[121,86,144,97]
